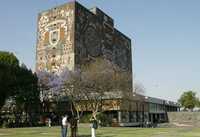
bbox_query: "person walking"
[61,115,68,137]
[48,118,52,128]
[90,115,98,137]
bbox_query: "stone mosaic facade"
[36,2,75,73]
[36,1,132,74]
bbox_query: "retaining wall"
[167,112,200,127]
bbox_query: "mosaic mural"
[36,3,75,73]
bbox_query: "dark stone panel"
[74,2,132,72]
[113,29,132,71]
[90,7,114,27]
[75,2,103,66]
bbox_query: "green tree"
[196,98,200,108]
[178,91,198,111]
[13,64,40,126]
[0,51,19,66]
[0,51,40,126]
[0,51,19,109]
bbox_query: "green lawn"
[0,125,200,137]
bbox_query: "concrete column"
[157,114,160,123]
[127,112,130,123]
[151,114,153,123]
[118,111,122,123]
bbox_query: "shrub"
[97,113,112,127]
[79,113,92,123]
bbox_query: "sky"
[0,0,199,101]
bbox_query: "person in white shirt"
[90,115,98,137]
[61,115,68,137]
[48,118,51,128]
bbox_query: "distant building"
[36,1,179,126]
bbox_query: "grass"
[0,125,200,137]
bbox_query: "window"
[52,31,57,43]
[51,62,55,66]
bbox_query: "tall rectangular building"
[35,2,180,126]
[36,1,132,74]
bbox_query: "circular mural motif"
[84,26,101,57]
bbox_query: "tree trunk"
[70,102,78,137]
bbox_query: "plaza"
[0,125,199,137]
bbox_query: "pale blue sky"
[0,0,199,101]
